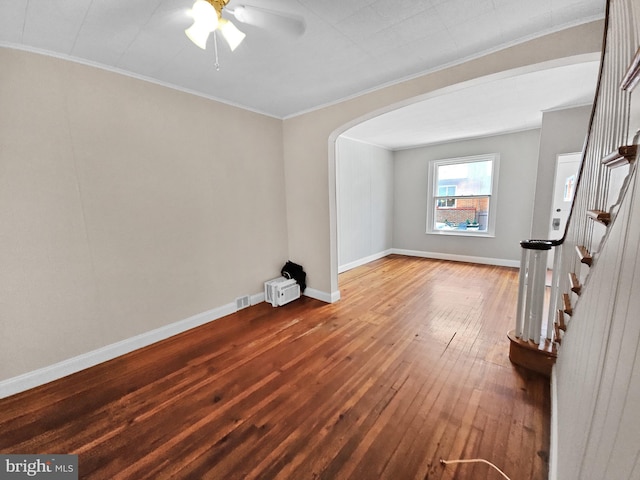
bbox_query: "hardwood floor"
[0,255,550,479]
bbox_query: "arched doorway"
[328,58,599,297]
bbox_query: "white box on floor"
[264,276,301,307]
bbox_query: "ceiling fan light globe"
[190,0,218,29]
[185,23,212,49]
[185,1,219,49]
[219,19,246,51]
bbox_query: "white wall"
[555,156,640,480]
[553,2,640,475]
[0,48,288,383]
[392,130,540,264]
[338,108,594,270]
[531,105,593,237]
[336,137,393,271]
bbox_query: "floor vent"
[236,295,251,310]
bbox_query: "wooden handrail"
[520,239,561,250]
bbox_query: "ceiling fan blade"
[231,5,306,37]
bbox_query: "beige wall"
[0,48,288,381]
[283,20,604,298]
[0,19,604,384]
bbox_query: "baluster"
[547,243,563,341]
[517,240,553,344]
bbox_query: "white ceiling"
[0,0,604,147]
[343,59,601,150]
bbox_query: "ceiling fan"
[185,0,306,53]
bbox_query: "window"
[437,186,456,207]
[427,154,499,236]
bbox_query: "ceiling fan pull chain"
[213,32,220,71]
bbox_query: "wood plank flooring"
[0,255,550,479]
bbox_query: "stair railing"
[512,0,638,360]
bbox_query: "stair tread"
[563,293,573,316]
[587,209,611,225]
[576,245,593,266]
[508,330,557,376]
[622,47,640,91]
[569,272,582,295]
[602,145,637,168]
[554,323,562,345]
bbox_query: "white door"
[548,153,581,268]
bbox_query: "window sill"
[427,229,495,238]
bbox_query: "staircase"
[509,0,640,377]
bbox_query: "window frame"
[426,153,500,237]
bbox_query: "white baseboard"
[338,249,394,273]
[0,300,248,399]
[391,248,520,268]
[0,282,338,399]
[304,287,340,303]
[250,292,265,305]
[1,249,514,399]
[549,365,558,480]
